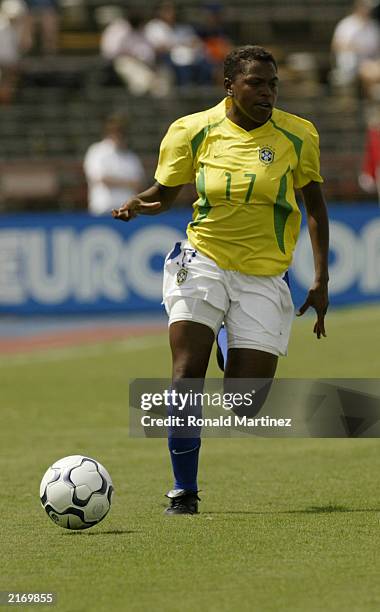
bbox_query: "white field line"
[0,334,168,367]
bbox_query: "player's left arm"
[297,180,329,339]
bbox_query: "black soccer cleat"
[164,489,200,515]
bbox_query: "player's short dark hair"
[224,45,277,82]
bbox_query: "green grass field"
[1,305,380,612]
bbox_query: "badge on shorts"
[176,268,188,285]
[259,146,275,165]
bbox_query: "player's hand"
[112,198,161,222]
[296,280,329,339]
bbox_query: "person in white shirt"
[84,114,145,215]
[331,0,380,87]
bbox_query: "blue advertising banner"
[0,206,379,314]
[291,205,380,307]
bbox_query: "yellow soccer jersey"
[154,98,323,275]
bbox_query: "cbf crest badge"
[176,268,188,285]
[259,146,275,165]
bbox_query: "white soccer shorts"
[162,240,295,357]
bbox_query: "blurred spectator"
[355,1,380,99]
[0,0,26,103]
[143,1,175,58]
[144,0,213,87]
[331,0,380,89]
[0,0,24,64]
[21,0,59,55]
[100,8,170,96]
[84,114,146,216]
[195,3,232,84]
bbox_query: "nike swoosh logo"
[171,446,199,455]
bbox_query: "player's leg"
[165,304,223,515]
[162,240,226,514]
[224,348,278,378]
[168,319,214,495]
[223,349,278,418]
[170,320,215,380]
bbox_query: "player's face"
[226,60,279,126]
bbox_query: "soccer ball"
[40,455,114,530]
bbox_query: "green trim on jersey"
[155,99,322,275]
[274,167,293,254]
[191,118,226,158]
[190,164,211,227]
[270,118,303,160]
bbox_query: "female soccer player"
[113,45,329,515]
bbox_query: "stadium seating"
[0,0,369,210]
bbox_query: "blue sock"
[168,437,201,492]
[167,385,202,492]
[217,324,228,370]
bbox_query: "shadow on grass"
[205,504,379,516]
[300,505,352,514]
[63,529,137,536]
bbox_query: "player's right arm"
[112,182,183,222]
